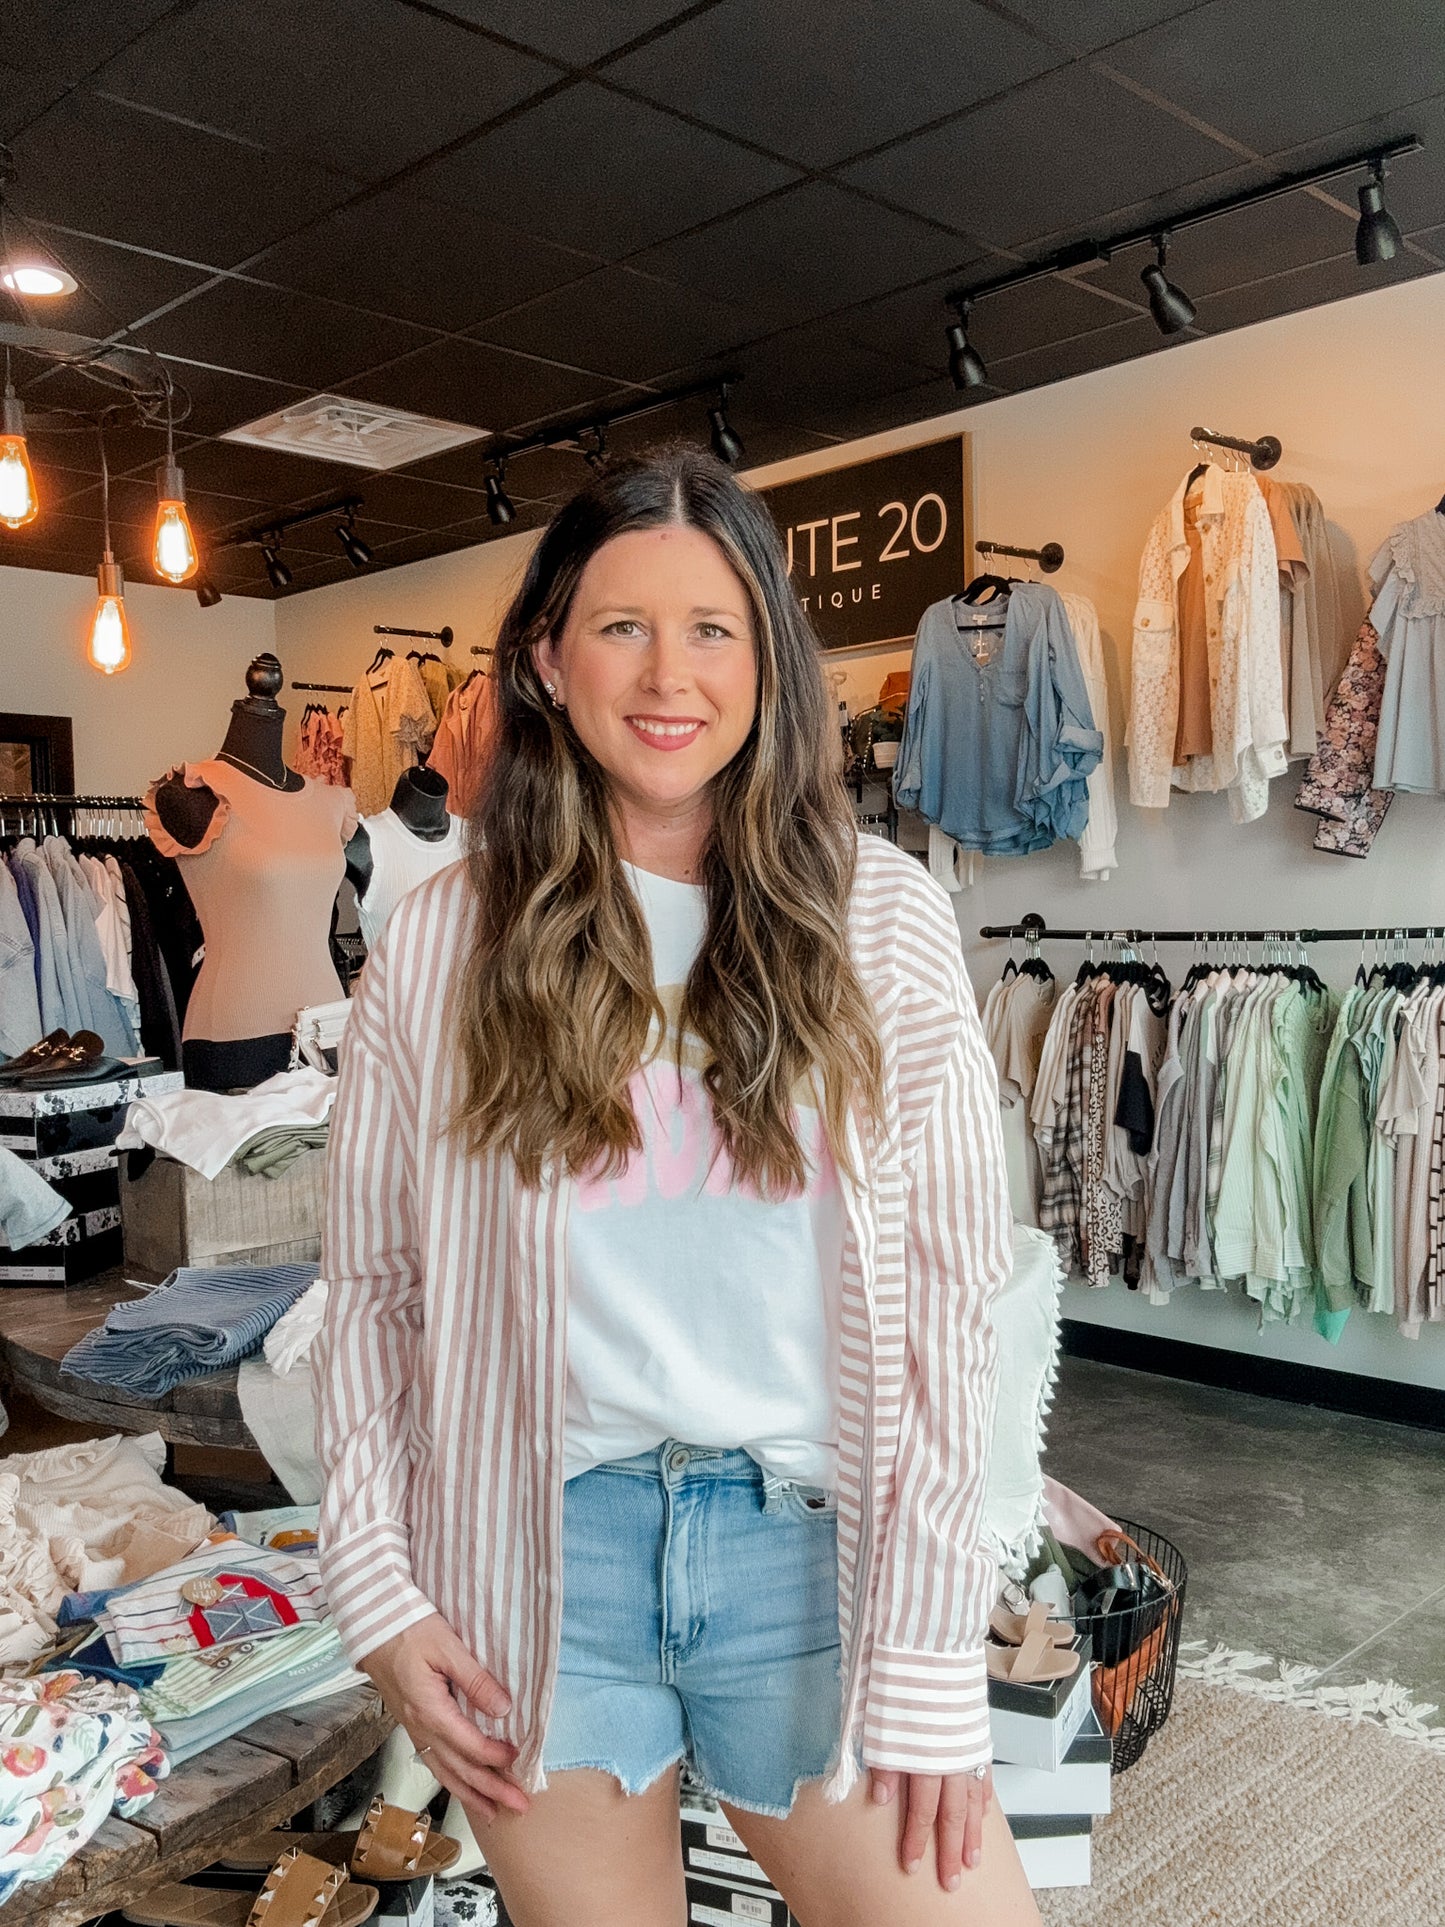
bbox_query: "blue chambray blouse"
[893,583,1103,855]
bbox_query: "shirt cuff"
[321,1520,437,1667]
[862,1644,992,1775]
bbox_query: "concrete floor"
[1042,1356,1445,1711]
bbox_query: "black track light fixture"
[194,570,222,609]
[336,514,373,569]
[261,540,292,592]
[1355,157,1404,265]
[485,466,516,526]
[581,425,609,474]
[708,385,745,465]
[946,303,988,390]
[1140,236,1196,335]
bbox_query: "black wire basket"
[1070,1518,1188,1775]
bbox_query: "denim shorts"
[542,1440,859,1817]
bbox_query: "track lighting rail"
[373,624,454,648]
[1190,427,1282,470]
[975,539,1065,572]
[214,496,364,552]
[487,373,742,470]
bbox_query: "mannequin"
[346,766,464,954]
[145,655,357,1093]
[151,654,303,849]
[344,766,452,897]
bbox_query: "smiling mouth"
[626,716,706,748]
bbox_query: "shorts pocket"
[778,1482,838,1522]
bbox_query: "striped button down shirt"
[315,835,1010,1796]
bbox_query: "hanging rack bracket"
[975,539,1065,573]
[1188,427,1282,470]
[977,914,1445,945]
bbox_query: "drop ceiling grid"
[0,0,1437,594]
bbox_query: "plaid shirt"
[1039,979,1097,1266]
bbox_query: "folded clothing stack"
[60,1262,318,1396]
[46,1509,362,1768]
[118,1068,336,1180]
[232,1120,331,1179]
[0,1670,168,1903]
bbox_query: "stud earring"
[544,680,563,709]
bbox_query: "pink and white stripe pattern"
[315,835,1010,1796]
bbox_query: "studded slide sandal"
[222,1797,461,1882]
[121,1846,379,1927]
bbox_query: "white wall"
[0,562,276,792]
[237,273,1445,1391]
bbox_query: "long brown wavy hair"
[452,444,882,1196]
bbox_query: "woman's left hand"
[869,1766,993,1890]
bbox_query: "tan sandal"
[223,1798,460,1881]
[988,1599,1074,1648]
[986,1625,1082,1687]
[122,1847,379,1927]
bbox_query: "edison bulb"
[88,595,131,674]
[0,435,38,528]
[153,500,198,582]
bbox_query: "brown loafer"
[0,1030,71,1080]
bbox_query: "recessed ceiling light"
[2,263,79,297]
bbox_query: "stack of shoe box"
[990,1633,1109,1888]
[0,1060,177,1284]
[680,1798,792,1926]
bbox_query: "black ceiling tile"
[633,182,978,329]
[1408,221,1445,254]
[1082,190,1360,306]
[92,0,560,181]
[841,65,1242,251]
[1102,0,1445,157]
[476,266,760,383]
[169,438,374,507]
[0,548,93,582]
[987,311,1181,391]
[149,366,315,443]
[1188,248,1438,339]
[843,268,1125,372]
[55,472,263,538]
[0,60,74,140]
[417,1,695,65]
[0,227,220,337]
[23,454,105,509]
[362,526,492,568]
[606,0,1065,169]
[482,443,597,498]
[249,186,597,332]
[990,1,1205,52]
[133,278,439,390]
[409,81,800,259]
[288,472,489,530]
[1,509,149,563]
[336,336,629,436]
[4,0,180,87]
[1263,95,1445,240]
[7,91,362,264]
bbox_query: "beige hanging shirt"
[1128,464,1285,822]
[343,657,436,816]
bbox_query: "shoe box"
[994,1704,1112,1819]
[989,1635,1095,1770]
[0,1060,178,1283]
[1008,1812,1094,1889]
[681,1797,793,1926]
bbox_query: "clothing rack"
[470,646,493,658]
[980,913,1445,945]
[1188,426,1282,471]
[290,682,351,695]
[975,538,1065,573]
[8,793,145,808]
[373,623,454,648]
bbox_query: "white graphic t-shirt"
[562,862,845,1490]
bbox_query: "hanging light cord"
[97,423,112,563]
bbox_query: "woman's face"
[535,524,759,822]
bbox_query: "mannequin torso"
[152,655,303,847]
[345,766,451,895]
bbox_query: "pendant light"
[88,429,132,676]
[0,352,39,529]
[152,377,198,582]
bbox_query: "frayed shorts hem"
[543,1751,862,1821]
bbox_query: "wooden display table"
[0,1686,391,1927]
[0,1274,259,1454]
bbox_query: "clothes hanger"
[366,644,394,674]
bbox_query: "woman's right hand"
[361,1612,531,1822]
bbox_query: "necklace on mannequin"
[218,749,292,790]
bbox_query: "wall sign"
[757,434,968,653]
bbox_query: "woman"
[316,447,1036,1926]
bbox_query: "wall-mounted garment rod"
[470,646,493,658]
[980,913,1445,945]
[373,623,454,648]
[975,538,1065,573]
[290,681,351,694]
[1189,426,1282,471]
